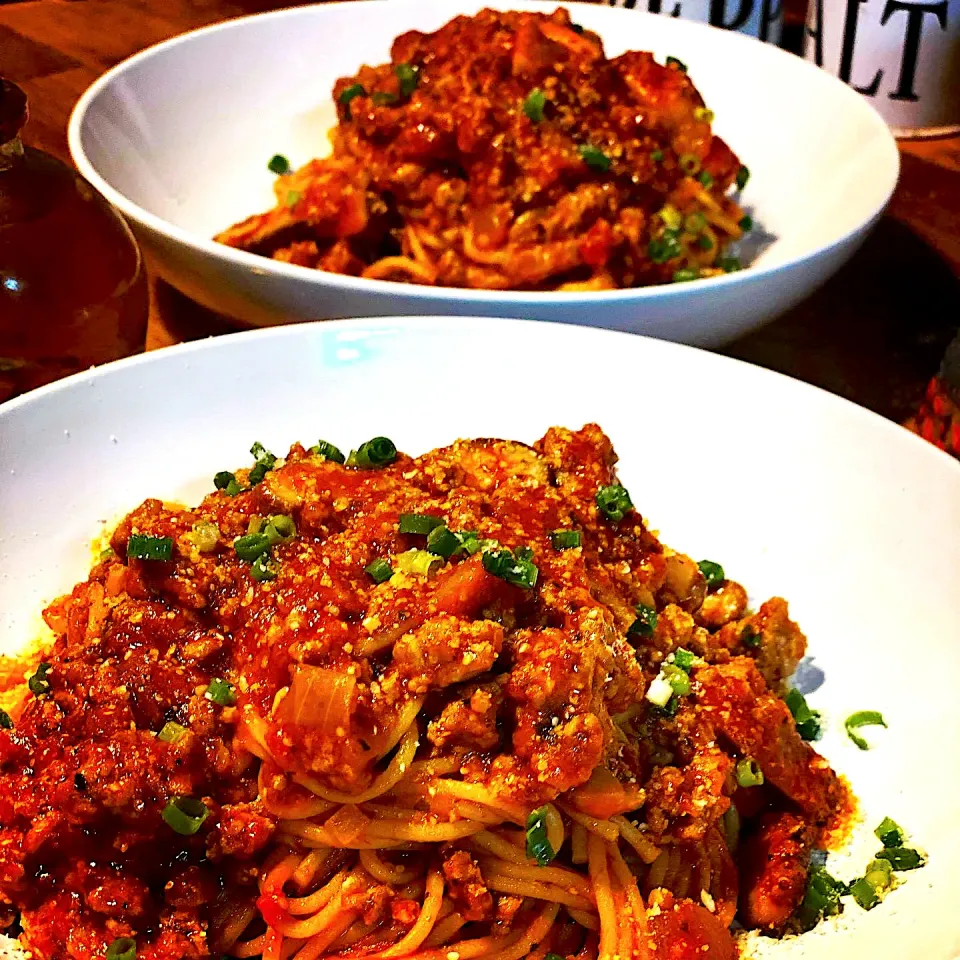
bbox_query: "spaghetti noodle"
[0,426,849,960]
[215,8,752,290]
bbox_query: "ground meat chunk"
[442,850,494,921]
[428,683,503,750]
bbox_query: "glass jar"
[0,78,149,402]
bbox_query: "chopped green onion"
[697,170,714,188]
[162,796,210,836]
[157,721,188,744]
[0,709,11,729]
[696,234,714,251]
[523,88,546,123]
[214,470,236,491]
[234,533,271,563]
[394,549,443,578]
[454,531,496,557]
[678,153,700,175]
[672,268,699,283]
[648,231,682,263]
[285,189,302,208]
[482,547,538,590]
[739,215,753,231]
[28,662,51,696]
[850,860,893,910]
[698,559,724,587]
[205,679,237,707]
[662,663,691,696]
[719,256,741,273]
[578,144,611,172]
[874,817,905,849]
[106,938,137,960]
[398,513,444,535]
[249,442,277,485]
[665,55,687,71]
[127,534,174,562]
[844,710,886,750]
[339,83,367,106]
[267,154,290,175]
[694,106,715,123]
[188,521,220,553]
[365,558,394,584]
[795,864,844,931]
[263,515,296,546]
[651,149,663,163]
[99,546,115,561]
[735,165,750,191]
[525,806,555,865]
[426,525,459,560]
[784,688,822,741]
[372,91,398,106]
[549,530,581,551]
[352,437,397,469]
[736,757,764,787]
[311,440,346,464]
[627,603,657,637]
[251,554,279,582]
[595,484,633,523]
[658,204,683,231]
[673,648,696,671]
[654,695,680,718]
[685,211,707,233]
[875,846,925,870]
[394,63,418,97]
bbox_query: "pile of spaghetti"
[0,425,847,960]
[215,8,752,290]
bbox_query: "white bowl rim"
[66,0,900,306]
[3,316,957,485]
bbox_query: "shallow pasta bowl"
[1,317,960,956]
[68,0,898,347]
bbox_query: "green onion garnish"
[157,721,188,744]
[234,533,271,563]
[739,215,753,232]
[850,859,893,910]
[28,662,51,696]
[678,153,700,175]
[394,549,443,578]
[685,211,707,233]
[482,547,539,590]
[735,165,750,191]
[795,865,844,931]
[651,149,663,162]
[0,709,12,729]
[249,442,277,485]
[454,531,496,556]
[578,144,611,172]
[784,688,822,741]
[525,806,555,865]
[394,63,418,97]
[694,107,714,123]
[162,796,210,836]
[874,817,905,849]
[267,154,290,175]
[285,189,302,208]
[205,679,237,707]
[106,938,137,960]
[549,530,581,551]
[365,558,393,584]
[311,440,345,464]
[188,521,220,554]
[662,663,691,696]
[735,757,764,787]
[844,710,886,750]
[339,83,366,106]
[648,231,682,264]
[398,513,444,535]
[595,484,633,523]
[127,534,174,562]
[523,88,546,123]
[673,648,696,671]
[251,554,279,582]
[214,470,237,491]
[696,234,714,251]
[698,559,724,587]
[697,170,714,188]
[875,846,925,870]
[628,604,657,638]
[263,515,296,546]
[719,256,741,273]
[352,437,397,468]
[372,91,398,106]
[665,55,687,71]
[673,268,699,283]
[741,625,761,648]
[426,525,460,560]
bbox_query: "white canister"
[606,0,784,45]
[803,0,960,136]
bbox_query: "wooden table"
[3,0,959,423]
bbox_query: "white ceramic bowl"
[68,0,898,347]
[1,317,959,957]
